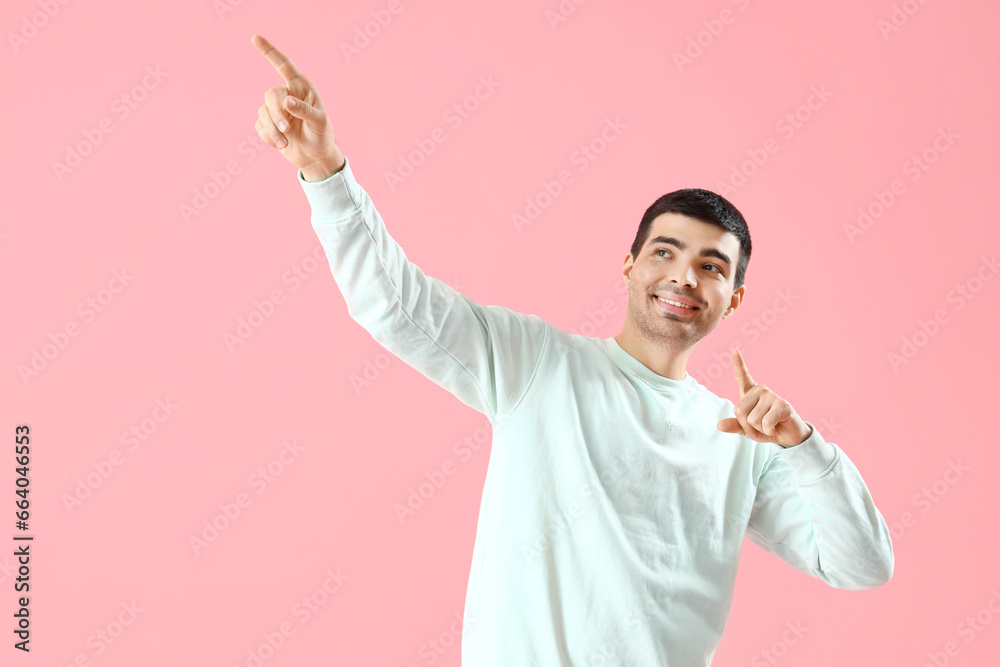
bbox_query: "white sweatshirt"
[297,156,894,666]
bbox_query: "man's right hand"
[251,34,345,182]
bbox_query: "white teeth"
[656,296,695,309]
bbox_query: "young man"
[252,34,893,666]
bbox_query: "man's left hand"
[716,347,812,448]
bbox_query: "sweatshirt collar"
[602,336,698,395]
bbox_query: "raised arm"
[718,348,893,588]
[251,34,550,423]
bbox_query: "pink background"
[4,0,999,665]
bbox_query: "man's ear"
[621,253,634,288]
[723,284,746,318]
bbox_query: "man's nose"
[667,262,697,288]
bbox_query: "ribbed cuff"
[297,155,362,223]
[778,421,840,483]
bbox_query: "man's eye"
[655,250,721,274]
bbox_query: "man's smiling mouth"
[654,295,698,311]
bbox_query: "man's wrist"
[301,154,346,183]
[782,422,814,448]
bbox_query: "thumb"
[717,418,744,434]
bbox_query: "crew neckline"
[602,336,698,395]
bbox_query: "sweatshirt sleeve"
[745,422,895,590]
[297,156,550,425]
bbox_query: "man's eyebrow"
[647,235,733,269]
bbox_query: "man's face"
[622,212,745,349]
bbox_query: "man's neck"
[614,329,694,381]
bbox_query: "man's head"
[620,188,752,350]
[630,189,751,289]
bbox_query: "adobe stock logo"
[714,85,832,197]
[887,459,969,543]
[393,417,492,524]
[843,126,959,244]
[18,268,134,385]
[405,611,470,666]
[511,116,628,234]
[384,75,501,192]
[520,481,598,564]
[887,254,997,372]
[544,0,592,31]
[339,0,415,63]
[62,398,179,513]
[8,0,72,54]
[877,0,932,40]
[213,0,249,20]
[919,587,1000,667]
[690,287,799,390]
[233,567,350,667]
[188,439,306,557]
[672,0,756,72]
[51,66,169,182]
[750,620,808,667]
[179,133,271,224]
[55,601,144,665]
[223,246,330,353]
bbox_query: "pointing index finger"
[731,347,756,398]
[251,34,305,83]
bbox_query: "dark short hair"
[629,188,752,289]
